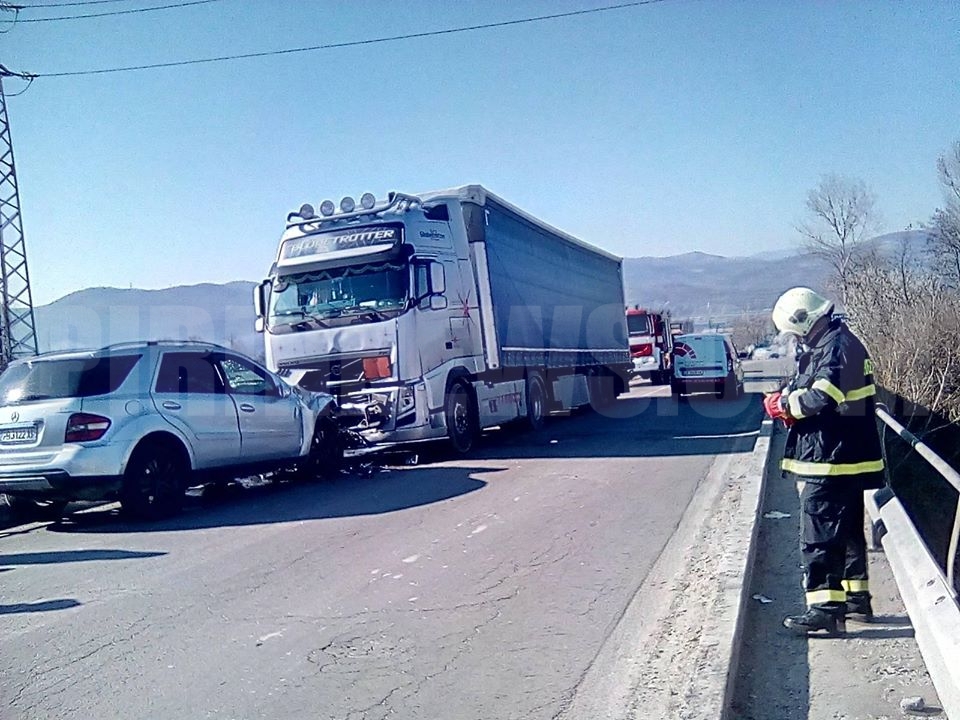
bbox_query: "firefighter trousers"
[798,479,869,609]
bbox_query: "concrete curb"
[867,490,960,719]
[717,417,776,719]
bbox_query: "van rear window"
[0,355,141,404]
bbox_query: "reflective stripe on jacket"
[781,318,885,482]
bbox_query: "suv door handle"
[239,403,256,413]
[162,401,182,410]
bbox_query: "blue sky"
[3,0,959,304]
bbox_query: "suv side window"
[0,355,142,403]
[155,353,225,394]
[217,355,279,397]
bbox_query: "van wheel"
[445,381,477,454]
[121,442,187,519]
[524,374,547,431]
[717,374,738,400]
[2,495,68,521]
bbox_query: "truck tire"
[523,374,547,431]
[445,381,477,454]
[588,369,616,409]
[120,440,188,520]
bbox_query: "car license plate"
[685,370,704,376]
[0,426,38,444]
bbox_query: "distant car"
[0,341,341,520]
[670,333,745,399]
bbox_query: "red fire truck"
[626,307,673,384]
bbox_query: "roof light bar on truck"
[285,192,422,228]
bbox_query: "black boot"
[845,592,874,621]
[783,606,846,636]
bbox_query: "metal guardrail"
[876,403,960,597]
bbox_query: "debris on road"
[752,594,774,604]
[763,510,791,519]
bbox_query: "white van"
[670,333,745,399]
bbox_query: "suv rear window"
[0,355,142,404]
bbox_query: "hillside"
[34,281,260,357]
[622,250,831,318]
[30,231,929,352]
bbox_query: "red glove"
[763,391,796,427]
[763,391,784,419]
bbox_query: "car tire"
[121,441,187,520]
[523,374,547,431]
[445,381,477,454]
[2,494,68,522]
[299,417,343,480]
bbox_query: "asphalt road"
[1,372,776,720]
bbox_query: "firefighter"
[763,287,884,635]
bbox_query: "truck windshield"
[268,261,408,327]
[627,314,652,335]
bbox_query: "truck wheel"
[299,418,343,480]
[2,495,68,521]
[121,441,187,520]
[524,374,547,431]
[445,381,477,454]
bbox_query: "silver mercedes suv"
[0,341,340,520]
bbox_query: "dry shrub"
[845,253,960,425]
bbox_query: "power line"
[11,0,225,22]
[25,0,667,77]
[16,0,144,7]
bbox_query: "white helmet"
[772,287,834,337]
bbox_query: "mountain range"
[30,231,927,353]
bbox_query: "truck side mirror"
[429,295,448,310]
[254,317,265,333]
[254,281,270,318]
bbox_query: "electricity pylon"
[0,68,39,370]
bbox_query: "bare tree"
[798,174,881,307]
[927,141,960,289]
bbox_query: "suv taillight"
[65,413,112,442]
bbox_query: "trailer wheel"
[445,381,477,454]
[523,374,547,431]
[589,369,616,409]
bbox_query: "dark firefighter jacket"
[781,317,885,485]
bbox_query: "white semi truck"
[254,185,630,453]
